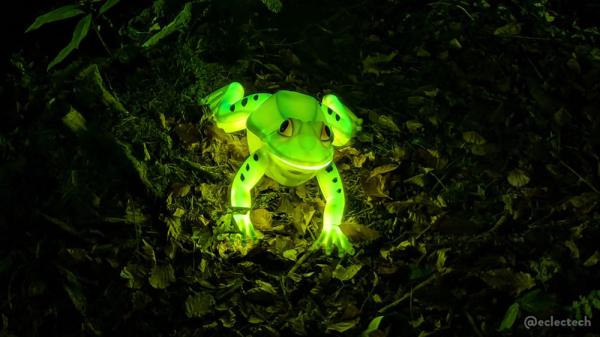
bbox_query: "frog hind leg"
[321,94,363,147]
[202,82,271,133]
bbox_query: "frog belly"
[247,131,315,186]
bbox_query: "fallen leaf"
[361,174,391,198]
[362,51,398,75]
[583,251,600,266]
[379,115,400,132]
[564,239,579,259]
[494,22,522,36]
[170,183,191,197]
[333,264,362,281]
[480,268,535,296]
[148,264,175,289]
[368,164,399,180]
[227,138,249,159]
[508,169,530,187]
[340,222,379,243]
[406,119,423,132]
[251,209,272,231]
[295,183,306,200]
[462,131,486,144]
[279,49,300,66]
[175,123,201,145]
[185,292,215,318]
[291,203,315,235]
[203,124,232,143]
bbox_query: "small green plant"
[26,0,121,71]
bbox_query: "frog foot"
[312,224,355,257]
[232,212,260,245]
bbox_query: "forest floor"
[1,0,600,336]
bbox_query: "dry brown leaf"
[334,147,360,162]
[368,164,399,180]
[361,165,398,198]
[279,49,301,66]
[257,177,280,192]
[170,183,191,197]
[174,123,201,146]
[340,222,379,243]
[360,175,390,198]
[291,203,315,235]
[295,183,307,200]
[377,264,398,274]
[196,183,223,203]
[352,151,375,168]
[379,115,401,132]
[338,163,352,172]
[432,214,477,235]
[266,235,294,256]
[417,149,448,170]
[387,147,411,163]
[227,138,249,159]
[384,200,413,213]
[340,304,361,320]
[251,209,273,231]
[276,194,295,214]
[203,124,233,143]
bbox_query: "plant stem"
[92,19,112,58]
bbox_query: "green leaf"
[518,289,556,313]
[480,268,536,295]
[404,174,426,187]
[261,0,282,13]
[143,2,192,47]
[120,264,148,289]
[333,264,362,281]
[462,131,486,144]
[361,316,384,337]
[62,106,87,133]
[148,264,176,289]
[185,292,215,317]
[99,0,121,15]
[494,22,522,36]
[327,317,360,332]
[498,302,519,331]
[47,14,92,71]
[449,38,462,49]
[507,169,530,187]
[64,284,87,315]
[26,5,85,33]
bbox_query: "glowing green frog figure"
[202,82,363,256]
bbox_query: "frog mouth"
[288,170,309,175]
[271,154,331,171]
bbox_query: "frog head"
[246,91,334,180]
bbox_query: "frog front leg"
[321,94,363,147]
[312,162,355,257]
[202,82,272,133]
[230,147,270,243]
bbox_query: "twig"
[527,58,543,80]
[379,274,436,313]
[429,2,474,21]
[560,160,600,194]
[464,310,484,337]
[287,248,315,276]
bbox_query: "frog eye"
[321,124,332,142]
[278,118,293,137]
